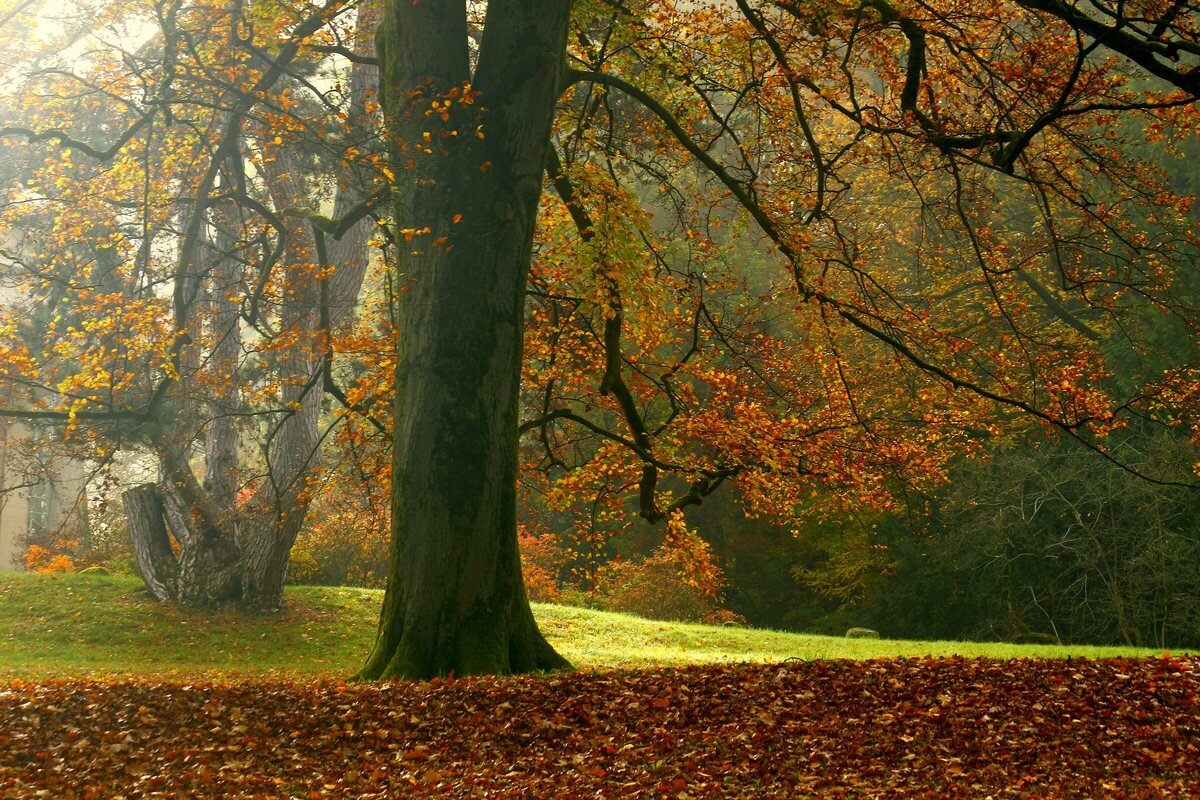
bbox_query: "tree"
[0,0,386,610]
[355,0,574,679]
[359,0,1200,679]
[863,428,1200,648]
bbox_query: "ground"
[2,656,1197,798]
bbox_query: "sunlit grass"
[538,603,1175,668]
[0,571,1178,682]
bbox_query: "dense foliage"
[863,433,1200,649]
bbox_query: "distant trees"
[848,429,1200,649]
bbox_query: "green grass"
[0,571,1179,681]
[0,572,378,680]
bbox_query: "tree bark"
[162,475,243,607]
[203,193,243,509]
[358,0,573,680]
[124,484,177,601]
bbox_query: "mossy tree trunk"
[357,0,573,680]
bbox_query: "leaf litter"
[1,656,1197,798]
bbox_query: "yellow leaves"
[33,289,180,420]
[663,509,723,595]
[398,226,430,242]
[533,163,665,353]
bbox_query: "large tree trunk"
[358,0,572,680]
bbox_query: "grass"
[0,571,1178,681]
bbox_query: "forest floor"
[1,656,1198,798]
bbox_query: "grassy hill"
[0,571,1175,680]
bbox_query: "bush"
[22,496,138,575]
[515,522,747,625]
[22,543,76,573]
[290,502,390,588]
[588,548,744,625]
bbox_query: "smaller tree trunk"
[174,535,243,607]
[124,474,311,612]
[237,510,304,611]
[124,484,178,601]
[124,480,246,608]
[160,476,243,607]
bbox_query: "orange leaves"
[3,659,1200,796]
[0,315,38,390]
[517,526,565,603]
[587,546,734,622]
[424,100,453,123]
[663,510,723,595]
[399,226,431,241]
[422,82,480,122]
[22,543,77,573]
[1040,355,1119,430]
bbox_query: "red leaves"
[1,657,1197,798]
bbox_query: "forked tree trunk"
[358,0,572,680]
[125,475,306,611]
[124,480,244,607]
[125,1,381,613]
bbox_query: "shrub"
[22,495,140,575]
[588,548,743,625]
[22,543,76,573]
[290,502,390,588]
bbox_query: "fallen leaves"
[0,656,1197,798]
